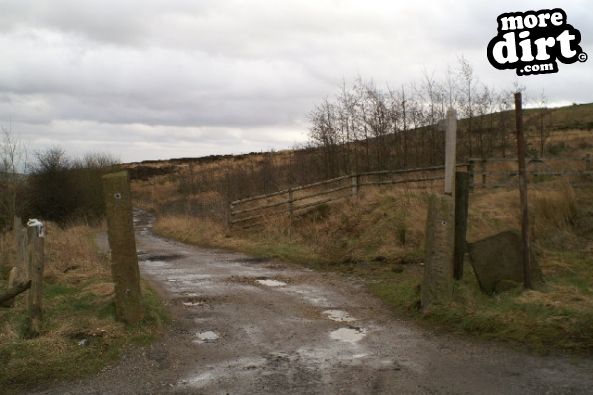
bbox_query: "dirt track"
[37,210,593,394]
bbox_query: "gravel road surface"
[35,210,593,394]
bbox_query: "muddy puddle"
[329,327,367,344]
[255,279,287,287]
[323,309,356,322]
[193,331,220,344]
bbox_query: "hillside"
[125,102,593,222]
[128,100,593,352]
[124,102,593,180]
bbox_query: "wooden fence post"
[26,219,45,336]
[102,171,143,324]
[586,154,592,171]
[351,174,359,197]
[480,159,487,187]
[467,160,475,192]
[288,188,294,218]
[14,217,27,283]
[3,217,27,308]
[453,172,470,280]
[227,202,233,231]
[515,92,533,289]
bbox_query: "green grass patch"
[0,280,168,394]
[363,254,593,354]
[0,222,169,395]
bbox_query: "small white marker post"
[444,109,457,195]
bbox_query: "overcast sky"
[1,0,591,163]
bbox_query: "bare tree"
[457,56,477,157]
[0,125,27,230]
[364,81,390,169]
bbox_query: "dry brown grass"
[155,178,580,266]
[131,178,180,212]
[468,179,577,239]
[0,223,167,392]
[42,223,110,283]
[155,215,228,248]
[153,179,593,352]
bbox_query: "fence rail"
[228,154,592,228]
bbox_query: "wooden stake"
[13,217,27,283]
[453,172,470,280]
[288,187,294,238]
[351,174,359,197]
[515,92,532,289]
[27,221,45,336]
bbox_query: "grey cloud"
[0,0,591,162]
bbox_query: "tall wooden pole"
[444,109,457,195]
[514,92,532,289]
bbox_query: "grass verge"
[0,223,168,394]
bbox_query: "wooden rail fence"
[228,154,592,229]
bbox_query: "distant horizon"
[120,100,592,165]
[1,1,591,163]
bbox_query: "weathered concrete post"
[421,108,457,310]
[421,195,455,310]
[453,172,470,280]
[102,171,143,324]
[444,109,457,195]
[26,219,45,336]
